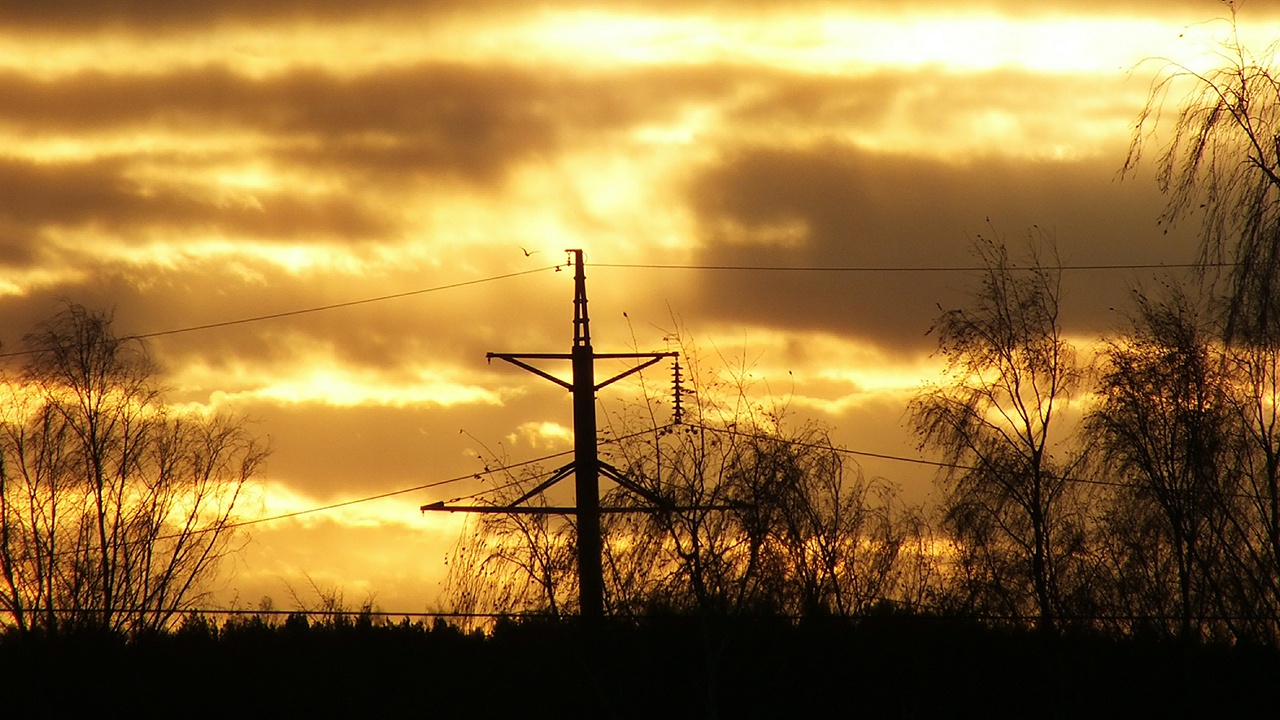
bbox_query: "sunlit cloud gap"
[207,370,502,409]
[520,13,1181,73]
[0,12,1258,76]
[216,451,572,535]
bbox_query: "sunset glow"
[0,0,1270,613]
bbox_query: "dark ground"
[2,614,1277,719]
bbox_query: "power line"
[223,448,574,532]
[0,264,561,360]
[229,418,1268,530]
[32,448,577,562]
[32,410,666,561]
[0,259,1218,363]
[186,424,670,535]
[683,422,1279,499]
[683,423,1130,493]
[592,261,1224,273]
[685,421,980,470]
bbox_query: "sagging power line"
[0,257,1218,361]
[592,261,1230,273]
[0,264,562,360]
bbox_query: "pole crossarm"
[487,351,677,393]
[421,504,740,515]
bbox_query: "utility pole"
[424,249,676,620]
[569,250,604,618]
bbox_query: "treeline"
[2,612,1277,718]
[447,237,1280,646]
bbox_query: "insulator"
[671,359,684,425]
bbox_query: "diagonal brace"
[595,353,678,391]
[508,461,577,507]
[487,353,573,391]
[599,461,672,510]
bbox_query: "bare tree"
[1125,4,1280,343]
[1224,338,1280,638]
[910,233,1084,631]
[442,462,578,622]
[0,305,267,635]
[1087,286,1239,640]
[604,419,913,617]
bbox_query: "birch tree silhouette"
[0,305,267,634]
[910,234,1085,631]
[1125,4,1280,343]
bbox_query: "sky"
[0,0,1274,613]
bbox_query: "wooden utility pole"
[424,249,675,619]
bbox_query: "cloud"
[225,384,578,499]
[0,54,1193,376]
[724,68,1140,157]
[0,65,566,182]
[0,62,1145,276]
[685,143,1201,352]
[0,155,390,258]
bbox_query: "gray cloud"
[0,249,572,379]
[685,144,1201,353]
[0,155,391,254]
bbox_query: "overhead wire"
[31,448,578,563]
[590,261,1230,273]
[684,422,1129,491]
[167,423,673,536]
[0,257,1226,363]
[0,258,1227,362]
[221,448,574,532]
[0,263,562,360]
[29,605,1280,623]
[683,422,1280,499]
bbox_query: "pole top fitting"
[567,249,591,348]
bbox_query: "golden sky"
[0,0,1272,612]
